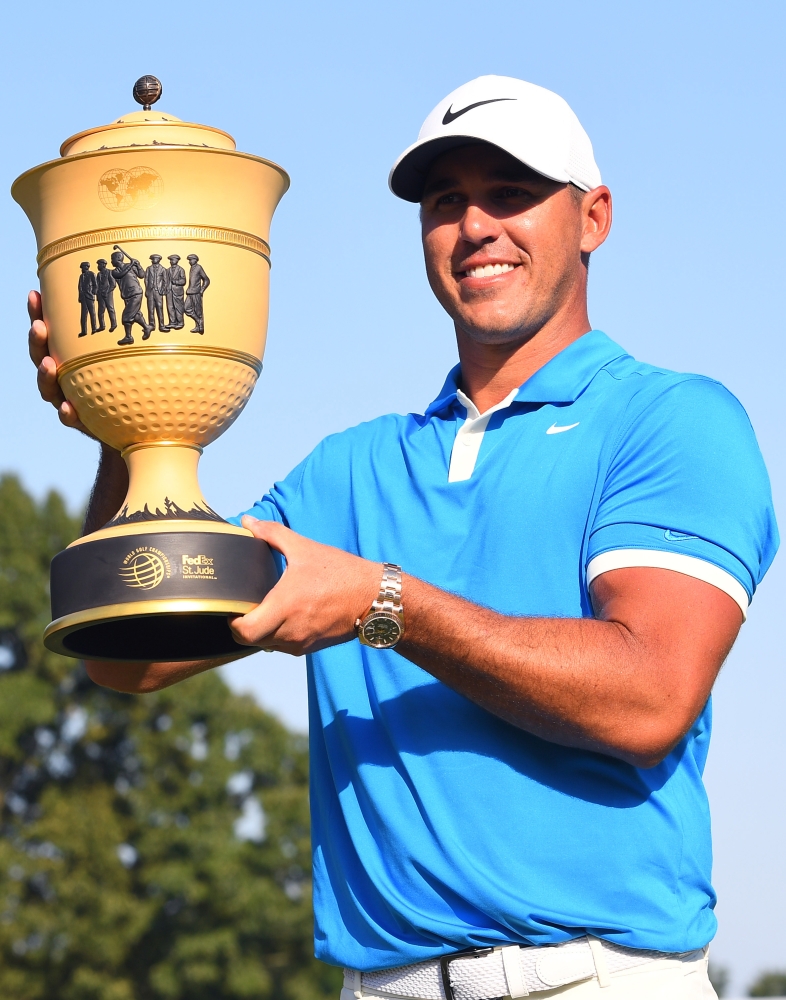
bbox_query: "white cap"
[389,75,601,202]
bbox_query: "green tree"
[0,474,341,999]
[749,971,786,997]
[709,963,729,997]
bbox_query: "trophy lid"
[60,75,236,157]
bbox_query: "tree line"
[0,473,341,999]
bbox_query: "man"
[165,253,186,329]
[144,253,169,332]
[95,258,117,332]
[29,77,777,999]
[183,253,210,333]
[110,249,152,346]
[76,261,97,337]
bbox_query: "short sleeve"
[586,377,779,614]
[227,455,313,574]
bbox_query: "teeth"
[465,263,516,278]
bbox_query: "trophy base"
[44,525,279,661]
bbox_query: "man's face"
[420,145,594,347]
[98,261,106,271]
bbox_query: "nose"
[459,203,503,246]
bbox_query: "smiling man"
[29,77,778,999]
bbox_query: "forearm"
[84,650,248,693]
[83,443,128,534]
[397,573,728,767]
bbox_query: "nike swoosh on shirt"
[546,422,580,435]
[441,98,515,125]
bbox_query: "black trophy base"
[45,529,279,662]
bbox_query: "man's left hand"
[229,517,381,655]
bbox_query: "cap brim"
[388,135,490,202]
[388,134,570,202]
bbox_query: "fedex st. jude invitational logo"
[119,546,172,590]
[181,554,217,581]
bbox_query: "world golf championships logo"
[119,546,171,590]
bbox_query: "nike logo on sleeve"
[546,422,580,434]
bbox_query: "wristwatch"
[356,563,405,649]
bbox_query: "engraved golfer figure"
[184,254,210,334]
[95,258,117,332]
[165,253,186,329]
[145,254,169,332]
[77,261,97,337]
[111,246,153,346]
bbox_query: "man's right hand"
[28,289,92,436]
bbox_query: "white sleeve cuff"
[586,549,749,620]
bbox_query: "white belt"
[346,936,675,999]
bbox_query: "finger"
[58,400,91,435]
[241,516,301,558]
[27,289,42,324]
[28,318,50,367]
[228,589,287,647]
[37,355,65,405]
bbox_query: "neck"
[455,302,591,415]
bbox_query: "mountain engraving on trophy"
[77,249,210,344]
[108,497,225,527]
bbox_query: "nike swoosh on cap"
[546,422,580,435]
[442,98,516,125]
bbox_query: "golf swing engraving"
[78,245,210,342]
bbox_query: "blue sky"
[1,1,784,993]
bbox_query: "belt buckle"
[439,947,495,1000]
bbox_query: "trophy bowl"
[12,77,290,662]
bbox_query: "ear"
[580,186,612,254]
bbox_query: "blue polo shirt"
[232,330,777,970]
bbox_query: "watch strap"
[372,563,403,616]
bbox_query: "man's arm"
[83,444,128,533]
[226,519,742,769]
[84,653,240,693]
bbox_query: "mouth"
[460,262,520,279]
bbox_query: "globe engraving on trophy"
[98,166,163,212]
[12,76,290,662]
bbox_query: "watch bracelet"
[373,562,403,614]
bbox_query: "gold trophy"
[12,76,289,661]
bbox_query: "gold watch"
[356,563,405,649]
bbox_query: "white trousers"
[340,947,717,1000]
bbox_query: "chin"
[463,327,535,347]
[456,308,537,347]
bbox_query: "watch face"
[361,613,402,648]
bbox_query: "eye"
[434,192,465,207]
[497,186,534,200]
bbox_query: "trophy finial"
[133,75,163,111]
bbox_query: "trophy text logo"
[181,554,217,581]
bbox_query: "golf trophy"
[12,76,289,661]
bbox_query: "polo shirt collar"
[424,330,628,416]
